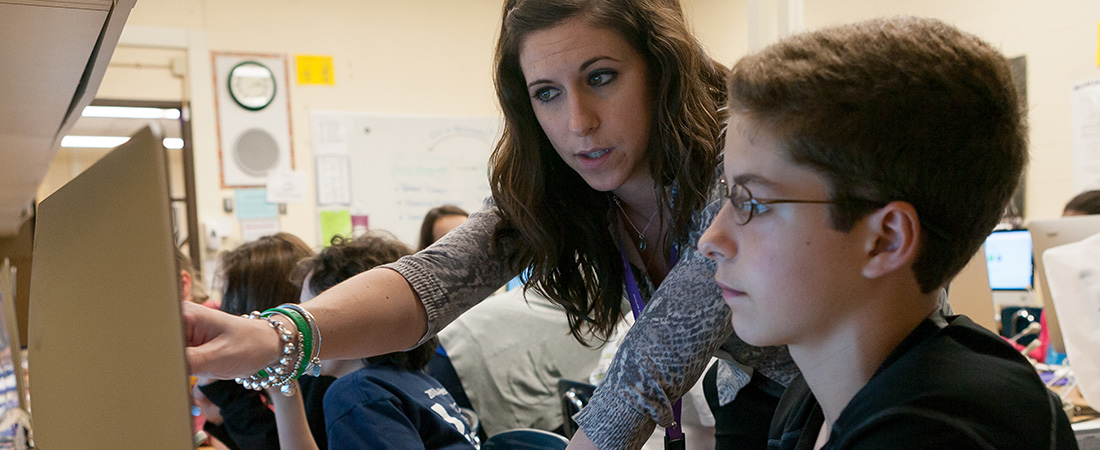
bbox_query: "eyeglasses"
[718,178,839,226]
[717,178,953,241]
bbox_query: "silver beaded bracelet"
[234,311,304,396]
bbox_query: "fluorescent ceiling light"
[81,105,181,120]
[61,135,129,148]
[61,135,185,150]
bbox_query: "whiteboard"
[311,112,502,247]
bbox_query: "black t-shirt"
[767,315,1077,450]
[201,374,335,449]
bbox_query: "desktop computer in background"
[947,229,1035,337]
[1028,215,1100,355]
[946,245,999,333]
[28,126,193,449]
[983,229,1034,306]
[982,229,1039,341]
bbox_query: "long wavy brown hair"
[489,0,728,343]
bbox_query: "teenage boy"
[698,17,1077,449]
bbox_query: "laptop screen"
[984,229,1033,291]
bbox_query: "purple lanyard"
[616,219,685,445]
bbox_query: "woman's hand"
[182,301,282,379]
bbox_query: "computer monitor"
[983,229,1033,291]
[1028,214,1100,354]
[946,245,999,333]
[28,126,193,449]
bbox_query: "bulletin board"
[310,112,501,247]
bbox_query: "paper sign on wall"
[240,218,281,242]
[315,155,352,206]
[1071,77,1100,191]
[266,170,307,204]
[297,55,335,85]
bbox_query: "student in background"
[175,246,209,305]
[183,1,797,448]
[438,283,608,437]
[1063,190,1100,216]
[287,233,477,449]
[419,205,470,250]
[176,246,230,449]
[698,17,1076,448]
[417,203,604,436]
[195,233,331,450]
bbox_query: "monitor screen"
[984,229,1033,291]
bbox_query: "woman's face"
[519,18,654,197]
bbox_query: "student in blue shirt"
[285,233,478,450]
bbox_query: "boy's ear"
[861,201,921,280]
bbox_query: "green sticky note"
[319,209,352,247]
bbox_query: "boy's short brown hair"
[727,16,1027,293]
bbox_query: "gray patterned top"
[383,182,798,449]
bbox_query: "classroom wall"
[44,0,1100,260]
[80,0,506,263]
[793,0,1100,221]
[687,0,1100,221]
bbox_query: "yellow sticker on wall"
[1096,22,1100,66]
[296,55,335,85]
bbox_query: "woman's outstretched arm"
[183,268,426,378]
[185,202,511,379]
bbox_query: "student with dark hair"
[195,233,329,450]
[1064,190,1100,216]
[699,17,1076,448]
[183,1,797,448]
[293,233,478,449]
[418,205,469,251]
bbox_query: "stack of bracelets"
[234,303,323,396]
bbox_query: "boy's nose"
[699,204,738,261]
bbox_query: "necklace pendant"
[637,237,646,252]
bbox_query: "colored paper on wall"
[235,188,278,220]
[320,209,352,246]
[296,55,335,85]
[1096,22,1100,66]
[351,215,369,238]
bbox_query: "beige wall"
[88,0,505,260]
[688,0,1100,221]
[795,0,1100,221]
[56,0,1100,258]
